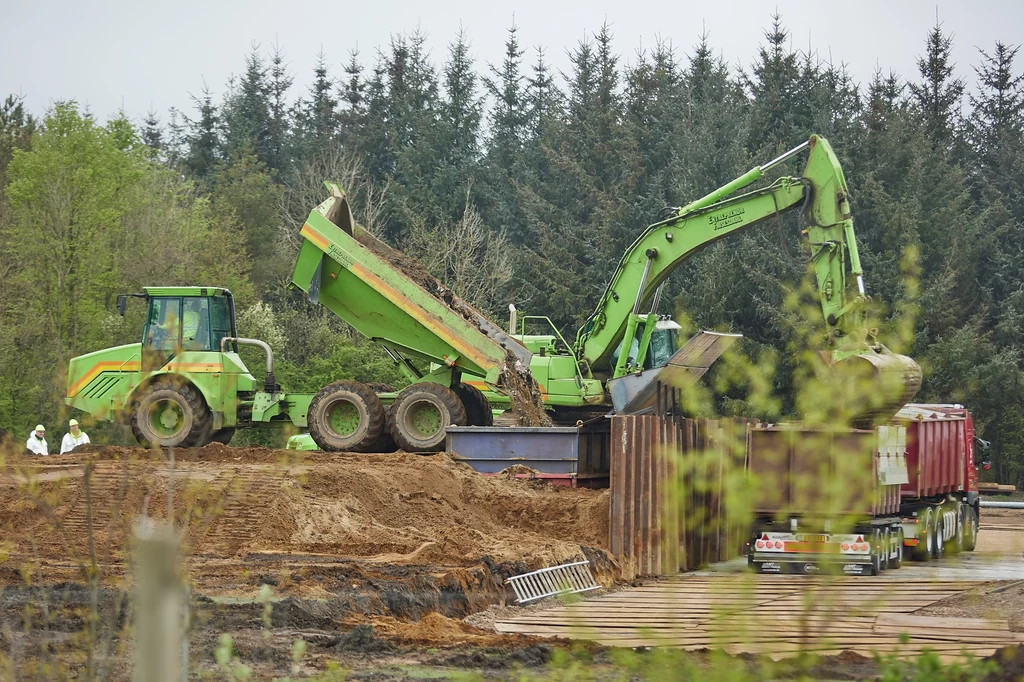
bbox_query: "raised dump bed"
[290,183,531,388]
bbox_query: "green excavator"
[65,135,921,452]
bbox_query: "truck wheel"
[455,383,493,427]
[209,428,235,445]
[932,510,945,560]
[892,528,904,569]
[131,381,211,448]
[366,405,397,453]
[963,506,978,552]
[308,380,385,452]
[390,383,467,453]
[912,508,933,561]
[879,528,890,571]
[947,503,965,554]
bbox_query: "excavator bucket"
[830,348,923,427]
[609,331,742,414]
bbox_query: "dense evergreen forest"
[1,16,1022,485]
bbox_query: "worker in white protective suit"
[61,418,90,454]
[26,425,48,455]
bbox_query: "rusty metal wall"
[610,415,749,580]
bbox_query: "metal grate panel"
[505,560,599,604]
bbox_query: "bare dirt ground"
[0,443,616,678]
[1,442,1022,679]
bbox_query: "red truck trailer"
[746,404,990,575]
[897,404,989,560]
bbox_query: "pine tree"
[291,51,339,163]
[744,13,801,150]
[969,42,1023,163]
[0,94,37,180]
[428,28,483,222]
[677,30,746,195]
[266,43,294,173]
[223,47,273,166]
[485,23,527,170]
[525,47,560,141]
[909,20,966,143]
[866,68,904,133]
[798,55,860,145]
[565,33,597,151]
[686,30,721,107]
[442,27,482,164]
[308,51,338,139]
[590,22,626,190]
[141,109,163,151]
[624,38,683,227]
[184,86,222,182]
[338,50,367,148]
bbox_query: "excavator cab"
[645,319,682,370]
[611,316,682,373]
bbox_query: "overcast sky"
[2,0,1022,125]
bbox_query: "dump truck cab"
[134,286,239,370]
[66,287,263,448]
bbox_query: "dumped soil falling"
[352,227,552,427]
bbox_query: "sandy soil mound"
[0,445,609,573]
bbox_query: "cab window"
[145,298,182,351]
[143,297,182,370]
[182,297,212,351]
[211,296,234,351]
[648,328,677,369]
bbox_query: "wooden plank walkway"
[494,575,1024,660]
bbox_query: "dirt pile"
[0,445,610,574]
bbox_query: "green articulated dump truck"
[66,135,922,453]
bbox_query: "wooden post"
[133,521,184,682]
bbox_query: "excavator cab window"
[648,326,678,369]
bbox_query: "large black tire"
[366,405,397,453]
[892,528,904,569]
[390,383,467,453]
[209,428,235,445]
[912,508,933,561]
[879,528,891,571]
[932,509,945,560]
[963,505,979,552]
[131,380,211,448]
[455,383,493,427]
[307,380,385,452]
[947,503,965,554]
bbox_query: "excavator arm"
[575,135,867,377]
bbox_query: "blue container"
[445,423,610,484]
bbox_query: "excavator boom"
[576,135,920,423]
[577,136,864,373]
